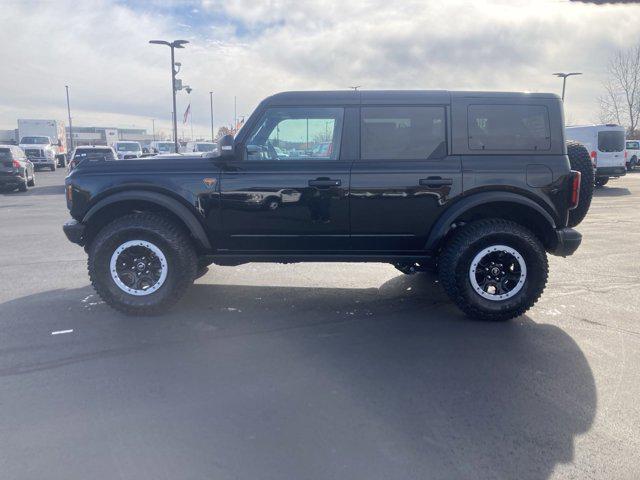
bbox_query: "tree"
[599,45,640,135]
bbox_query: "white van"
[625,139,639,171]
[182,141,217,156]
[565,124,626,186]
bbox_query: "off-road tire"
[438,219,548,321]
[595,177,609,188]
[566,141,594,227]
[88,212,197,315]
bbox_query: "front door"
[350,105,463,252]
[218,107,351,252]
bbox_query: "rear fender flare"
[425,192,556,252]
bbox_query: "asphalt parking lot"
[1,169,639,480]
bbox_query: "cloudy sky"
[2,0,639,139]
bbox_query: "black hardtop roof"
[261,90,559,106]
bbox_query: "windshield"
[116,143,141,152]
[626,141,639,150]
[20,136,50,144]
[156,143,175,153]
[598,131,625,152]
[196,143,215,152]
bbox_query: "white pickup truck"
[18,119,68,170]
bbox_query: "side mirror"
[219,134,235,158]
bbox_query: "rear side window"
[468,104,551,151]
[73,149,115,162]
[361,106,446,160]
[599,131,625,152]
[0,148,12,161]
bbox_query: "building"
[67,126,156,147]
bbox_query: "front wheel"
[88,213,197,315]
[438,219,548,321]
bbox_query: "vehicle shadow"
[0,272,596,479]
[593,186,631,196]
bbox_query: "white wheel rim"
[468,245,527,301]
[109,240,168,296]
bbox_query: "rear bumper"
[0,174,24,186]
[550,227,582,257]
[63,219,86,246]
[596,166,626,177]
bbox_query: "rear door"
[350,105,463,251]
[597,128,626,168]
[218,106,352,252]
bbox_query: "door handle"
[419,177,453,187]
[308,178,341,187]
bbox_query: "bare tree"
[598,46,640,135]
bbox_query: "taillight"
[625,150,628,159]
[569,170,581,210]
[590,150,597,167]
[12,159,20,169]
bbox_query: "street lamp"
[553,72,582,101]
[209,91,214,142]
[149,39,189,153]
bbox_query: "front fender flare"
[424,191,556,252]
[83,190,212,250]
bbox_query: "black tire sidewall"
[90,219,194,314]
[455,232,546,316]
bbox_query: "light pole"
[149,39,189,153]
[553,72,582,101]
[65,85,73,150]
[209,91,214,142]
[151,119,156,141]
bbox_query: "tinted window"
[599,131,625,152]
[73,149,115,162]
[196,143,215,152]
[468,105,551,151]
[361,106,446,160]
[0,148,11,161]
[247,107,343,160]
[626,141,639,150]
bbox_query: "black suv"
[63,91,583,321]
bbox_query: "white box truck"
[17,119,68,170]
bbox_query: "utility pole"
[553,72,582,101]
[65,85,74,150]
[209,91,214,142]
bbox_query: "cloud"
[1,0,639,137]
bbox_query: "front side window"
[468,104,551,151]
[361,106,446,160]
[246,107,344,161]
[599,131,625,152]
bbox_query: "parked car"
[565,124,626,187]
[68,146,117,171]
[19,135,59,171]
[149,141,176,154]
[182,141,217,156]
[625,139,639,171]
[63,90,584,321]
[17,119,68,167]
[113,141,143,159]
[0,145,35,192]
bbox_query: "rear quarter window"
[0,148,12,160]
[468,104,551,151]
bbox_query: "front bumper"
[28,157,55,166]
[550,227,582,257]
[63,219,86,246]
[596,166,626,177]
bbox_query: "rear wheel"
[595,177,609,188]
[27,172,35,187]
[50,163,56,172]
[566,141,594,227]
[438,219,548,321]
[18,177,28,192]
[88,213,197,315]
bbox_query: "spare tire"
[566,141,594,227]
